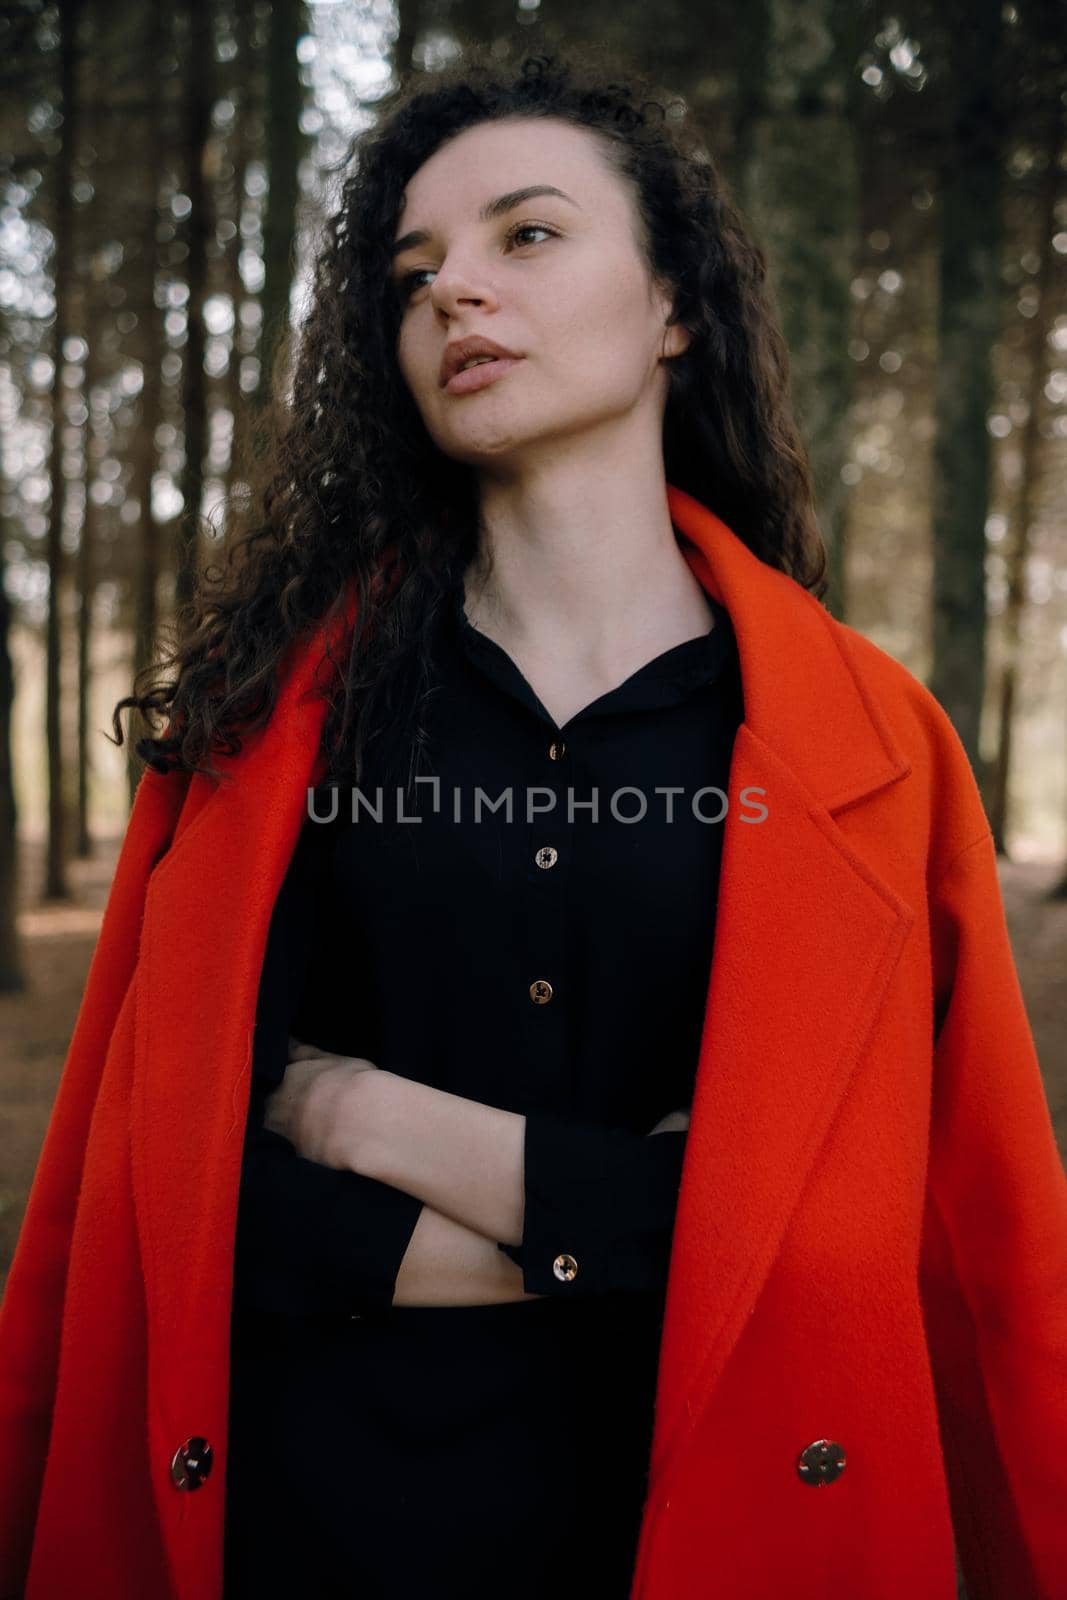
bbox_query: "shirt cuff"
[496,1109,688,1297]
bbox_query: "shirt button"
[170,1437,214,1491]
[529,979,553,1003]
[548,740,566,760]
[552,1253,579,1282]
[534,846,558,869]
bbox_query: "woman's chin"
[433,417,534,465]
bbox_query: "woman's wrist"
[393,1204,541,1306]
[346,1071,527,1246]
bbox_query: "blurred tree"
[76,246,103,860]
[394,2,420,80]
[43,0,80,903]
[0,358,23,993]
[733,0,863,622]
[125,4,169,809]
[990,111,1063,857]
[928,0,1006,783]
[221,0,258,539]
[174,0,214,610]
[249,0,309,446]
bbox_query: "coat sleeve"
[495,1109,687,1297]
[231,815,426,1320]
[918,826,1067,1600]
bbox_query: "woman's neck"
[464,458,715,672]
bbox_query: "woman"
[1,44,1065,1600]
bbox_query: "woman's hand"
[647,1105,691,1136]
[261,1035,379,1170]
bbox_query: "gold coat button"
[529,980,553,1004]
[553,1253,579,1282]
[535,845,558,869]
[170,1437,213,1491]
[549,740,566,760]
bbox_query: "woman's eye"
[398,268,435,298]
[396,221,558,303]
[505,221,556,249]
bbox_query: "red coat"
[2,484,1066,1600]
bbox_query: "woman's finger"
[647,1106,690,1136]
[287,1035,322,1061]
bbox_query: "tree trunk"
[125,3,168,808]
[222,0,257,538]
[43,0,80,902]
[175,0,214,612]
[929,0,1005,786]
[988,114,1062,858]
[732,0,862,622]
[249,0,309,443]
[75,282,101,859]
[0,397,24,993]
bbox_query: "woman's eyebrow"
[391,185,581,259]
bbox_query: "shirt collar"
[442,576,739,728]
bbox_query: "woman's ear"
[661,318,692,361]
[651,272,691,363]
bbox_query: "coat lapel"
[648,486,916,1491]
[130,487,915,1576]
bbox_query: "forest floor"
[1,836,1065,1294]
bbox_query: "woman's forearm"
[350,1072,687,1308]
[392,1203,544,1307]
[350,1070,527,1246]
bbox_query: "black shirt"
[224,578,744,1598]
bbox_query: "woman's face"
[391,116,689,471]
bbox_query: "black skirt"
[224,1289,667,1599]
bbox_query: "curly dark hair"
[111,40,826,797]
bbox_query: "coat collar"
[667,483,911,812]
[131,486,916,1587]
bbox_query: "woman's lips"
[444,356,524,395]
